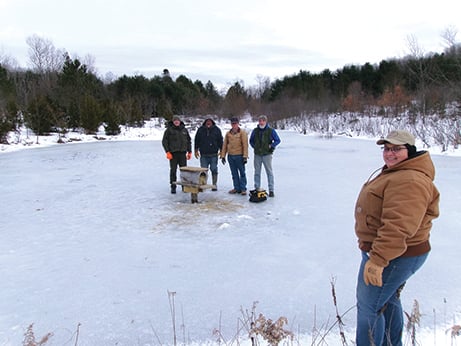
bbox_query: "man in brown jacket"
[354,130,440,346]
[220,118,249,195]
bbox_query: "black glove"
[243,158,247,165]
[269,146,274,153]
[221,157,226,165]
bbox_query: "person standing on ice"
[249,115,281,197]
[220,117,248,195]
[194,118,223,191]
[354,130,440,346]
[162,115,192,194]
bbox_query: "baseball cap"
[376,130,415,146]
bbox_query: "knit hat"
[258,115,268,122]
[230,117,239,124]
[404,143,417,157]
[172,115,181,121]
[376,130,415,146]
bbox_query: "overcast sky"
[1,0,460,89]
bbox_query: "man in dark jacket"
[162,116,192,194]
[194,118,223,191]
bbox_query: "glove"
[221,157,226,165]
[269,146,274,153]
[166,152,173,160]
[194,150,200,159]
[363,260,384,287]
[243,157,247,165]
[186,152,192,160]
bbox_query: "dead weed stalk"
[22,324,53,346]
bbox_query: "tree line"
[1,33,460,145]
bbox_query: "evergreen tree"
[0,65,19,143]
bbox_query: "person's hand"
[194,150,200,159]
[269,146,274,153]
[186,152,192,160]
[243,157,247,165]
[364,260,384,287]
[221,157,226,165]
[166,152,173,160]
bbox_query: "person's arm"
[242,130,249,158]
[220,132,228,157]
[186,130,192,153]
[217,128,224,150]
[271,129,281,148]
[249,129,255,148]
[162,130,169,152]
[162,130,173,159]
[194,128,200,152]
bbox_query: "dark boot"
[171,184,176,194]
[212,173,218,191]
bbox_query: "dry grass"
[447,324,461,338]
[18,285,461,345]
[22,324,52,346]
[405,300,422,346]
[249,314,294,346]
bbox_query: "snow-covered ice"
[0,127,460,345]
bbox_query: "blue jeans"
[228,154,247,192]
[253,154,274,192]
[356,251,428,346]
[200,155,218,175]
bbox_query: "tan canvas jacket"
[354,151,440,267]
[221,128,249,158]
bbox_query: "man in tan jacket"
[220,118,249,195]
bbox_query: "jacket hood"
[382,151,435,181]
[167,120,185,129]
[201,118,216,126]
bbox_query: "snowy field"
[0,124,460,345]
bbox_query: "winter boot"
[170,184,176,194]
[212,173,218,191]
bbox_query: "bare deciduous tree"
[81,53,97,75]
[26,34,65,73]
[406,34,425,59]
[0,49,19,70]
[441,25,458,51]
[405,35,431,116]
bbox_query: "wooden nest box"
[174,166,216,203]
[180,166,208,186]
